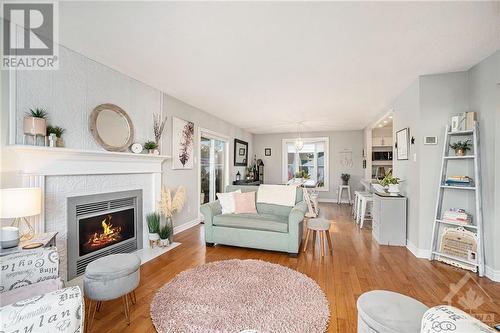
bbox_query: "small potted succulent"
[146,212,161,247]
[379,171,402,196]
[144,140,159,154]
[341,173,350,185]
[46,125,65,147]
[24,108,48,137]
[449,140,471,156]
[158,223,173,247]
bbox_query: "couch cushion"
[213,213,288,233]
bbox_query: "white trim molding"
[485,266,500,282]
[4,145,170,176]
[406,240,431,259]
[174,218,201,235]
[405,240,499,282]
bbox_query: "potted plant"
[341,173,350,185]
[24,108,48,138]
[158,224,173,247]
[449,140,471,156]
[379,171,402,196]
[144,140,159,154]
[46,125,65,147]
[294,170,310,179]
[146,212,161,247]
[159,186,186,243]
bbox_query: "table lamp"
[0,188,41,241]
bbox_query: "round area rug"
[150,259,329,333]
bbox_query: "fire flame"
[85,215,122,247]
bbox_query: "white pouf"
[84,253,140,301]
[357,290,429,333]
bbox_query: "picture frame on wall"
[264,148,271,156]
[396,127,409,160]
[234,139,248,166]
[172,117,195,169]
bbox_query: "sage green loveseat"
[200,185,307,256]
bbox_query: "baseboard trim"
[174,218,201,235]
[406,240,500,282]
[485,265,500,282]
[318,198,351,204]
[406,240,431,259]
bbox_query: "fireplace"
[67,190,143,280]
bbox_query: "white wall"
[392,79,421,249]
[418,71,470,252]
[382,50,500,279]
[253,130,364,201]
[1,43,253,232]
[13,46,161,150]
[160,94,253,229]
[468,50,500,273]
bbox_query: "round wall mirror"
[89,104,134,152]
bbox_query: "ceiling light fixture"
[295,122,304,151]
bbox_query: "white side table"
[337,185,352,205]
[0,232,58,256]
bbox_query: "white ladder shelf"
[429,122,484,276]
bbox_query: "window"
[282,137,329,190]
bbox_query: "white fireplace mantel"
[3,145,170,237]
[5,145,170,176]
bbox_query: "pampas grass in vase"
[159,185,186,242]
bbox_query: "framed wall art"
[396,127,409,160]
[172,117,195,169]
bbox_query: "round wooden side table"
[302,218,333,256]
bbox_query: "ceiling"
[58,1,499,134]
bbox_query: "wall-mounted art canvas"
[172,117,195,169]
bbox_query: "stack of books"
[445,176,473,187]
[442,208,472,225]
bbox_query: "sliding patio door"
[199,130,228,205]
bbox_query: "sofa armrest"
[0,286,84,333]
[289,200,308,225]
[0,247,59,294]
[287,201,307,254]
[200,200,222,227]
[421,305,496,332]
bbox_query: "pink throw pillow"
[234,192,257,214]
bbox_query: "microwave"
[372,151,393,161]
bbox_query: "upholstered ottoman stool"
[84,253,141,330]
[357,290,429,333]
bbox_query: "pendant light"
[295,122,304,151]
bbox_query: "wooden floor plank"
[87,203,500,332]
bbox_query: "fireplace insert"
[67,190,143,280]
[79,208,135,256]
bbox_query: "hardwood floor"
[88,203,500,332]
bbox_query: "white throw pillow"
[217,190,241,214]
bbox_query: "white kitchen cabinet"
[372,194,407,246]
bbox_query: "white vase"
[148,233,159,247]
[388,184,400,196]
[159,238,170,247]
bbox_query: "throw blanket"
[257,184,297,207]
